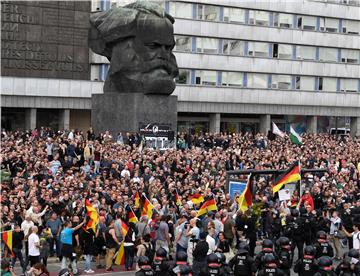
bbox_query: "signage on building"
[139,123,172,138]
[1,1,90,80]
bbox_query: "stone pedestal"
[91,93,177,135]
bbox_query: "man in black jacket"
[11,224,26,275]
[192,232,209,276]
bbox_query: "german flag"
[121,221,129,237]
[134,192,140,208]
[272,161,301,194]
[85,199,99,233]
[127,208,138,224]
[1,231,14,257]
[114,242,125,265]
[189,193,204,205]
[196,198,217,217]
[175,190,182,206]
[238,175,252,212]
[141,196,154,218]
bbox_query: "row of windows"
[175,36,360,64]
[90,65,360,92]
[309,0,360,6]
[168,1,360,35]
[175,69,360,92]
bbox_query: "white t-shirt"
[28,233,40,256]
[206,235,216,255]
[353,231,360,250]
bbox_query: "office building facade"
[2,0,360,135]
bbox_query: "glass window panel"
[169,2,192,19]
[322,77,337,91]
[202,38,218,54]
[224,8,245,23]
[278,44,292,59]
[250,10,269,26]
[319,48,338,62]
[222,72,243,87]
[196,70,217,86]
[198,5,219,21]
[175,69,191,84]
[175,36,192,52]
[277,13,293,28]
[320,18,338,32]
[248,73,268,88]
[248,42,268,57]
[91,65,100,81]
[300,76,315,90]
[343,20,360,34]
[296,46,316,60]
[341,79,358,92]
[298,15,316,30]
[341,49,359,63]
[229,41,244,55]
[272,75,292,89]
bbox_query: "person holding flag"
[105,219,122,272]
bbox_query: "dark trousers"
[291,239,304,260]
[28,255,40,266]
[124,245,134,270]
[192,260,206,276]
[176,244,187,254]
[348,236,353,249]
[48,236,62,256]
[12,248,26,273]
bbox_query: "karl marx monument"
[89,1,179,134]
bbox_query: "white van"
[329,128,350,136]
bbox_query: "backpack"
[143,243,155,263]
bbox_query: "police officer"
[341,249,360,275]
[152,247,170,276]
[199,253,221,276]
[314,231,334,259]
[257,254,285,276]
[335,257,353,276]
[284,209,304,260]
[252,239,278,273]
[275,237,292,275]
[216,253,231,276]
[136,256,154,276]
[313,256,337,276]
[300,207,315,245]
[294,245,319,276]
[170,251,192,276]
[229,242,254,276]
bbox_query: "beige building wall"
[70,110,91,132]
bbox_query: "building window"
[175,69,191,84]
[297,15,317,30]
[341,49,359,63]
[247,73,268,88]
[273,13,293,28]
[223,40,244,55]
[169,2,192,19]
[249,10,269,26]
[273,44,292,59]
[319,18,339,32]
[222,72,243,87]
[319,47,338,62]
[248,42,269,57]
[342,20,360,34]
[197,4,220,21]
[196,37,218,54]
[296,45,316,60]
[272,75,292,89]
[296,76,315,90]
[340,79,358,92]
[223,7,245,23]
[195,70,217,86]
[318,77,337,91]
[174,36,192,52]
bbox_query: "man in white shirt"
[343,223,360,250]
[206,226,216,255]
[21,215,34,257]
[28,226,40,266]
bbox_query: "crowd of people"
[1,127,360,276]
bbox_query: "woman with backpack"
[136,234,154,271]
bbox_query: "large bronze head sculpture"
[89,1,179,95]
